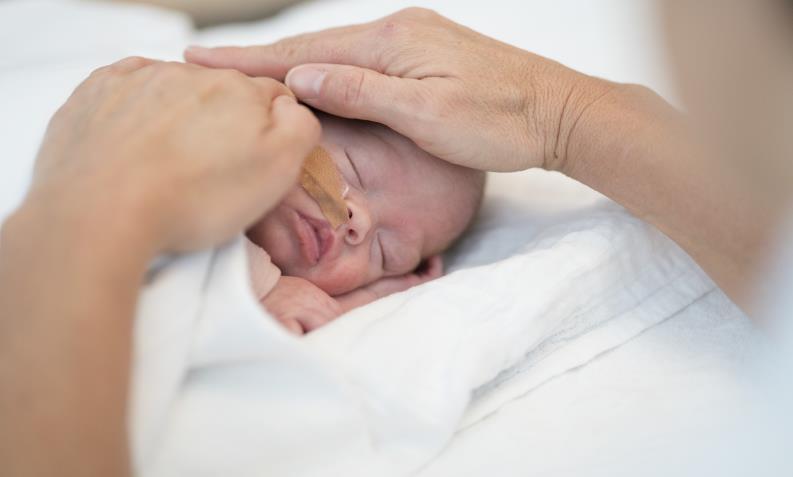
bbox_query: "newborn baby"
[246,114,485,334]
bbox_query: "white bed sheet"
[0,1,756,475]
[418,291,756,477]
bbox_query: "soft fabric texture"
[131,203,716,476]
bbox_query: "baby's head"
[248,114,485,296]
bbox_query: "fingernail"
[286,66,326,100]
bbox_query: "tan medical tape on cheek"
[300,146,349,228]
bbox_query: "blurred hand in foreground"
[0,57,319,476]
[28,56,320,254]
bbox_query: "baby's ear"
[416,255,444,279]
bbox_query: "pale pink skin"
[247,115,481,297]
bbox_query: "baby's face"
[247,116,482,296]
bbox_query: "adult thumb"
[285,64,419,133]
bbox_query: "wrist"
[539,70,622,174]
[1,188,144,477]
[551,82,675,179]
[5,189,158,274]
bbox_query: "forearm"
[0,200,153,476]
[558,83,777,308]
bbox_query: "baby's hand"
[261,276,342,335]
[335,255,443,312]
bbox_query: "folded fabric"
[131,203,714,476]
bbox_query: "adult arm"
[0,58,319,476]
[186,8,776,307]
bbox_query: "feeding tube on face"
[300,146,350,228]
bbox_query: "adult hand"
[184,8,778,310]
[0,57,319,477]
[28,56,320,254]
[185,7,613,172]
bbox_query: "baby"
[246,114,485,334]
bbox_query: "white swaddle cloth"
[131,203,715,477]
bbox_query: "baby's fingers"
[296,311,334,333]
[297,298,342,333]
[246,96,321,215]
[278,316,304,335]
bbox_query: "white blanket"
[132,200,715,476]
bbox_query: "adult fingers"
[284,63,425,138]
[265,95,321,157]
[184,22,371,80]
[251,95,320,195]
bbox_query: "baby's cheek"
[314,260,374,296]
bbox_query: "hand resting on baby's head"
[247,114,485,334]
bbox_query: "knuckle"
[115,56,148,69]
[403,85,445,123]
[299,107,322,139]
[433,85,463,120]
[281,108,319,139]
[395,6,439,22]
[195,68,246,96]
[375,18,409,41]
[406,85,431,113]
[88,64,115,80]
[90,56,143,77]
[375,7,440,43]
[149,61,179,78]
[258,77,292,97]
[218,68,246,82]
[432,95,455,122]
[271,37,301,60]
[340,69,367,108]
[210,69,245,90]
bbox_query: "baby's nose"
[343,201,372,246]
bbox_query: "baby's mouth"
[294,212,334,266]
